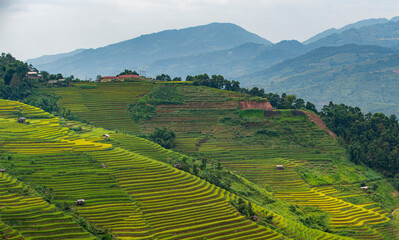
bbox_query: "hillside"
[28,23,271,78]
[0,97,365,240]
[36,81,399,239]
[0,99,286,239]
[240,44,399,116]
[147,40,309,79]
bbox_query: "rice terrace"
[1,4,399,239]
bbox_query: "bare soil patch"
[239,101,273,110]
[303,110,337,140]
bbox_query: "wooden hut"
[275,165,284,170]
[17,117,26,124]
[75,199,85,205]
[360,186,369,191]
[0,169,6,173]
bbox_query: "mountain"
[303,17,393,44]
[26,48,86,66]
[147,40,310,79]
[28,22,271,78]
[307,20,399,49]
[240,44,399,115]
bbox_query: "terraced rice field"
[43,81,154,133]
[104,134,354,240]
[3,81,397,239]
[130,84,397,239]
[0,99,291,239]
[89,148,284,240]
[0,172,94,240]
[139,85,245,134]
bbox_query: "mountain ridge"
[29,22,271,78]
[239,44,399,115]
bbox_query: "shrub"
[148,128,176,149]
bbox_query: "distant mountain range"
[27,49,87,66]
[303,17,399,44]
[147,40,310,79]
[240,44,399,116]
[27,17,399,116]
[27,23,270,78]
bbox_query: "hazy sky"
[1,0,398,60]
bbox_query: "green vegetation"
[148,127,177,149]
[130,82,398,238]
[128,83,183,121]
[0,99,292,239]
[117,69,139,76]
[2,78,398,239]
[321,102,399,179]
[188,73,317,110]
[43,81,154,133]
[0,53,34,100]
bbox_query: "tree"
[148,127,176,149]
[321,101,399,177]
[305,101,317,113]
[9,73,21,88]
[294,98,305,109]
[283,94,296,109]
[117,69,138,76]
[40,71,49,80]
[156,74,171,81]
[172,77,182,81]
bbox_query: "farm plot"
[89,147,285,240]
[43,81,154,133]
[139,85,245,134]
[0,172,94,240]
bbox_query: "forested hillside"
[241,44,399,116]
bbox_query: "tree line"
[185,73,317,111]
[321,102,399,186]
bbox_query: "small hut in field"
[17,117,26,124]
[275,165,284,170]
[75,199,85,205]
[360,186,369,191]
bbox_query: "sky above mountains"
[1,0,399,60]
